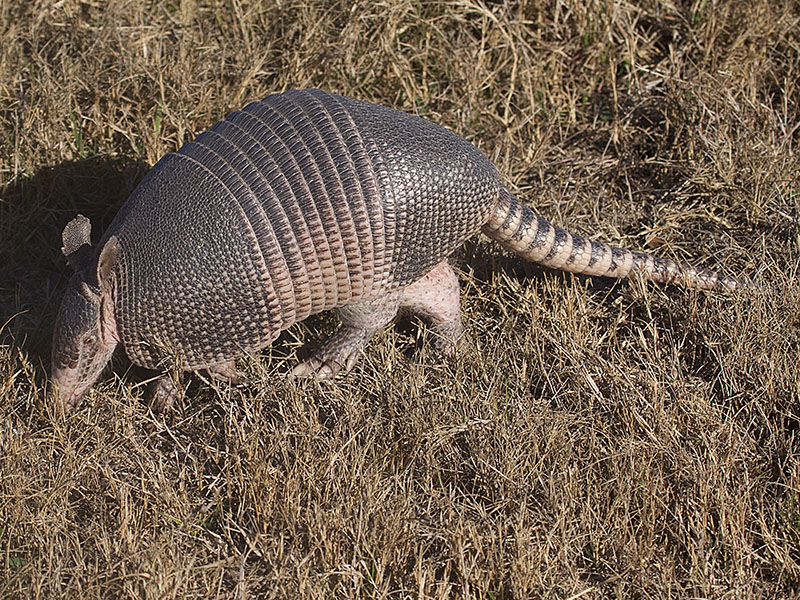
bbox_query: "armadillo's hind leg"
[290,294,401,380]
[400,260,463,356]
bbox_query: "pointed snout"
[48,367,90,413]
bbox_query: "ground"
[1,1,799,598]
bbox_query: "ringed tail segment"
[483,188,748,292]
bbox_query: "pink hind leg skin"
[290,260,462,380]
[290,293,402,380]
[400,260,463,356]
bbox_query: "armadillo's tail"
[482,188,750,292]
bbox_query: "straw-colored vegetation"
[1,0,799,597]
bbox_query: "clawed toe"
[207,360,248,385]
[289,338,366,381]
[289,360,324,379]
[149,375,181,413]
[289,356,349,380]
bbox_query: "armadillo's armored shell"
[104,89,500,370]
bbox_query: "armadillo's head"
[50,215,120,412]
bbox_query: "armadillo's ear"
[96,236,120,292]
[61,215,93,272]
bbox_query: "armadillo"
[50,88,747,411]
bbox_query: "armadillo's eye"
[84,335,97,347]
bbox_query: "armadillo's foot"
[290,294,401,380]
[206,360,248,385]
[290,327,371,380]
[400,260,464,356]
[149,375,182,413]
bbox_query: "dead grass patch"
[1,0,799,597]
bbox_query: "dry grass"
[1,0,799,598]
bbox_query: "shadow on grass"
[0,155,147,367]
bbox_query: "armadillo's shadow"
[0,155,147,369]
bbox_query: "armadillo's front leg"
[206,360,248,385]
[150,374,182,413]
[291,294,401,380]
[150,361,246,413]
